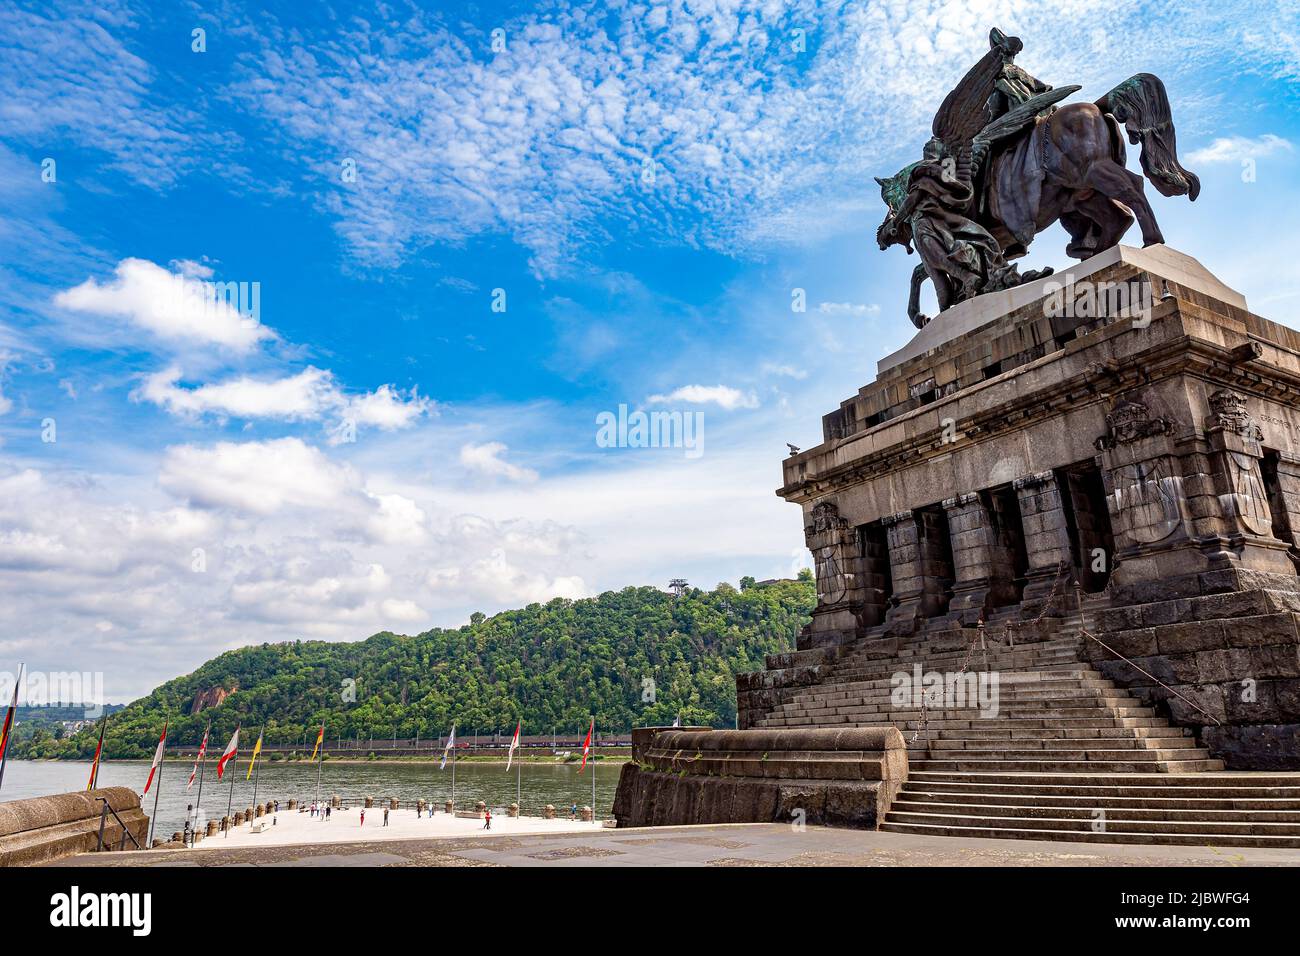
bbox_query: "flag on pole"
[578,716,594,774]
[440,725,456,769]
[216,724,240,779]
[308,722,324,761]
[0,664,24,793]
[142,719,168,795]
[187,722,210,790]
[505,720,521,772]
[86,714,107,791]
[246,728,264,780]
[672,714,681,727]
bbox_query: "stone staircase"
[753,624,1300,847]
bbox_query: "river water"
[1,759,622,841]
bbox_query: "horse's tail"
[1095,73,1200,201]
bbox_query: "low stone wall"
[612,726,908,829]
[1091,586,1300,769]
[0,787,148,866]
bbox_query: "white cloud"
[762,363,807,380]
[459,442,539,482]
[135,366,432,434]
[818,301,881,317]
[647,384,759,410]
[55,258,273,353]
[159,437,361,515]
[426,548,588,606]
[1187,133,1293,164]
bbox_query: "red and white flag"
[216,724,240,779]
[505,720,521,772]
[187,722,210,790]
[578,717,594,774]
[142,719,168,795]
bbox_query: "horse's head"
[874,166,916,251]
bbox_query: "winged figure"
[876,28,1200,329]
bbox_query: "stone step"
[763,701,1157,721]
[920,736,1202,752]
[909,756,1225,773]
[772,687,1130,714]
[829,657,1084,682]
[884,809,1300,837]
[783,674,1117,703]
[878,820,1300,848]
[890,800,1300,824]
[906,770,1299,788]
[927,726,1193,740]
[897,791,1300,811]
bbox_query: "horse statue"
[876,29,1200,329]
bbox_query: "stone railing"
[0,787,148,866]
[613,726,908,829]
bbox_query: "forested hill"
[18,575,815,759]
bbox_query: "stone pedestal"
[756,245,1300,768]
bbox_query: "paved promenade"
[196,805,601,849]
[53,821,1300,868]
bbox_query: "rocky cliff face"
[190,685,235,714]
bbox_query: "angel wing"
[972,84,1080,151]
[930,45,1004,151]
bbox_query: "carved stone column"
[943,492,1016,625]
[801,501,866,648]
[882,509,948,635]
[1013,471,1074,614]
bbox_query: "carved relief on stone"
[806,500,850,535]
[1206,389,1264,442]
[1094,398,1174,451]
[804,500,857,608]
[1109,459,1184,544]
[1219,451,1272,536]
[813,546,847,604]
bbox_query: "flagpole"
[314,724,324,810]
[148,719,167,846]
[195,719,210,828]
[451,732,457,810]
[592,716,596,822]
[251,725,263,807]
[224,724,240,837]
[0,663,24,796]
[517,722,522,809]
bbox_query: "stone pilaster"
[1201,389,1294,577]
[800,501,866,649]
[882,509,949,635]
[943,492,1016,625]
[1013,471,1073,614]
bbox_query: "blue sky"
[1,0,1299,700]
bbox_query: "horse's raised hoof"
[910,312,931,330]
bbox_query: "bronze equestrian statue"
[876,29,1200,329]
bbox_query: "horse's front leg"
[908,263,931,329]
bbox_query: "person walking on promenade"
[383,807,390,826]
[326,805,331,821]
[571,803,577,821]
[360,808,365,827]
[483,807,492,831]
